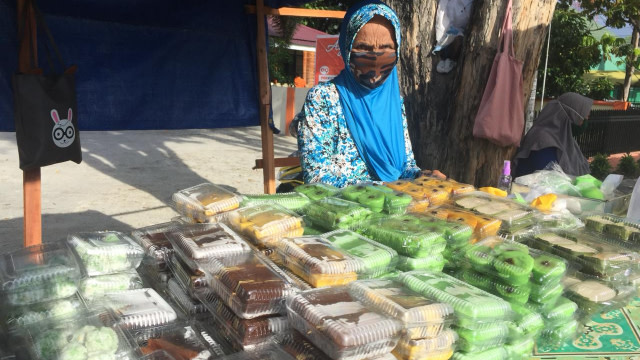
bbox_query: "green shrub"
[590,153,612,180]
[616,153,640,178]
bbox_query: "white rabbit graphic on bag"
[50,108,76,148]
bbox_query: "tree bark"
[386,0,556,186]
[623,25,639,102]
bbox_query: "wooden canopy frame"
[248,2,344,194]
[15,1,344,248]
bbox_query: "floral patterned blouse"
[297,81,421,188]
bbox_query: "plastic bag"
[628,178,640,221]
[434,0,474,52]
[514,162,581,197]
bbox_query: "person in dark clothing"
[514,92,593,177]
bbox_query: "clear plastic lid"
[538,319,581,348]
[506,301,544,341]
[452,192,533,227]
[357,215,447,258]
[341,184,413,214]
[167,254,208,295]
[165,279,208,318]
[459,269,531,305]
[348,279,455,339]
[227,203,304,248]
[398,271,512,328]
[411,214,474,248]
[451,347,508,360]
[563,274,636,320]
[168,223,251,262]
[240,192,311,211]
[273,236,361,288]
[504,337,535,360]
[454,322,510,353]
[529,281,563,305]
[67,231,145,276]
[323,229,398,277]
[294,182,341,201]
[28,311,134,360]
[130,221,180,262]
[198,293,289,351]
[99,288,178,330]
[397,254,445,272]
[413,177,475,195]
[439,206,503,241]
[171,183,242,222]
[0,242,81,306]
[302,197,373,231]
[393,329,457,359]
[286,286,402,360]
[464,237,536,286]
[525,296,576,328]
[5,293,85,332]
[201,252,295,319]
[79,270,144,300]
[275,330,333,360]
[135,322,217,360]
[584,214,640,243]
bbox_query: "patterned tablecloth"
[533,297,640,360]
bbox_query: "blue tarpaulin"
[0,0,310,131]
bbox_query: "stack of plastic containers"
[171,183,244,223]
[584,213,640,246]
[302,197,374,231]
[133,321,229,359]
[272,231,397,288]
[452,192,535,235]
[195,251,295,351]
[240,192,311,211]
[384,180,432,212]
[226,203,305,249]
[356,214,448,273]
[0,242,83,340]
[166,223,252,319]
[397,271,513,360]
[347,279,457,360]
[460,236,572,354]
[96,288,178,330]
[294,182,341,201]
[287,286,403,359]
[341,184,414,214]
[131,221,180,273]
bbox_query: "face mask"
[349,50,397,89]
[571,120,588,137]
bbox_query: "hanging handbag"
[472,0,524,147]
[12,0,81,171]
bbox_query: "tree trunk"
[386,0,556,186]
[623,25,639,102]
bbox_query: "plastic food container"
[524,296,576,328]
[168,223,251,269]
[79,270,144,301]
[294,182,340,201]
[198,294,289,351]
[357,215,447,258]
[453,192,534,231]
[562,274,636,321]
[454,322,510,353]
[167,253,208,296]
[348,279,454,339]
[341,184,413,214]
[505,337,535,360]
[302,197,373,231]
[201,252,295,319]
[584,214,640,244]
[67,231,145,276]
[452,347,508,360]
[538,319,581,348]
[171,183,242,222]
[506,302,545,341]
[460,269,531,305]
[411,214,474,249]
[131,221,180,271]
[135,322,219,360]
[165,279,208,319]
[274,236,362,288]
[323,229,398,278]
[0,242,81,306]
[413,177,475,195]
[240,192,311,211]
[398,271,512,329]
[5,294,85,332]
[28,312,134,360]
[438,206,503,241]
[393,329,457,360]
[286,286,402,360]
[227,203,304,248]
[276,330,333,360]
[99,288,178,330]
[397,254,445,272]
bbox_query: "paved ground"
[0,128,298,252]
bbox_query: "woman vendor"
[513,92,593,177]
[297,0,442,188]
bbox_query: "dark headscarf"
[514,92,593,176]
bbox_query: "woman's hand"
[421,169,447,179]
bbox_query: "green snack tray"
[323,229,398,278]
[413,214,474,248]
[294,183,340,201]
[505,337,535,360]
[347,279,455,339]
[454,322,510,353]
[584,214,640,243]
[464,237,533,286]
[302,197,373,231]
[538,319,580,348]
[358,215,447,258]
[240,192,310,211]
[398,271,512,329]
[397,254,445,272]
[458,269,531,305]
[507,302,544,341]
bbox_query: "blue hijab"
[332,0,406,182]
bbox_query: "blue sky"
[570,0,633,38]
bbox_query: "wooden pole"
[256,0,276,194]
[17,0,42,248]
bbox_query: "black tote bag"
[12,0,81,170]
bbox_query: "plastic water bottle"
[497,160,513,194]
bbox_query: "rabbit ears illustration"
[51,108,72,124]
